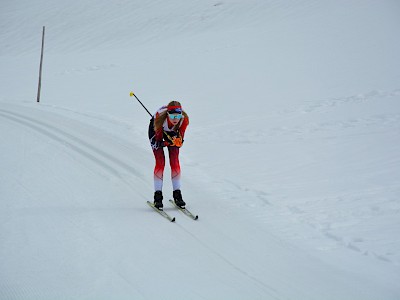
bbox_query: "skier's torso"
[148,105,189,150]
[153,105,189,138]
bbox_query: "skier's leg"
[168,147,186,207]
[153,148,165,191]
[168,146,181,190]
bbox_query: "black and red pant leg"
[153,146,181,192]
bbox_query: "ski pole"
[130,91,152,117]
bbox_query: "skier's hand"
[171,137,183,147]
[154,140,167,148]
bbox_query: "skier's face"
[168,113,182,125]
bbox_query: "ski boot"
[173,190,186,208]
[154,190,163,210]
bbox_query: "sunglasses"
[168,113,183,120]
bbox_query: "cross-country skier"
[148,101,189,210]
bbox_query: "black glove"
[151,139,167,150]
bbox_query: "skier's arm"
[179,116,189,139]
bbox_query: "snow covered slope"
[1,0,400,299]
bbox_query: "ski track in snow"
[0,104,147,187]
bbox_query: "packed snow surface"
[1,0,400,299]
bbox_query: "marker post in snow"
[37,26,45,103]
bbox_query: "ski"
[147,201,176,222]
[169,200,199,220]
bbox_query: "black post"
[37,26,45,103]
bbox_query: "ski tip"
[171,217,176,222]
[194,215,199,220]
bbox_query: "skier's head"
[167,101,183,125]
[167,101,183,114]
[154,100,188,131]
